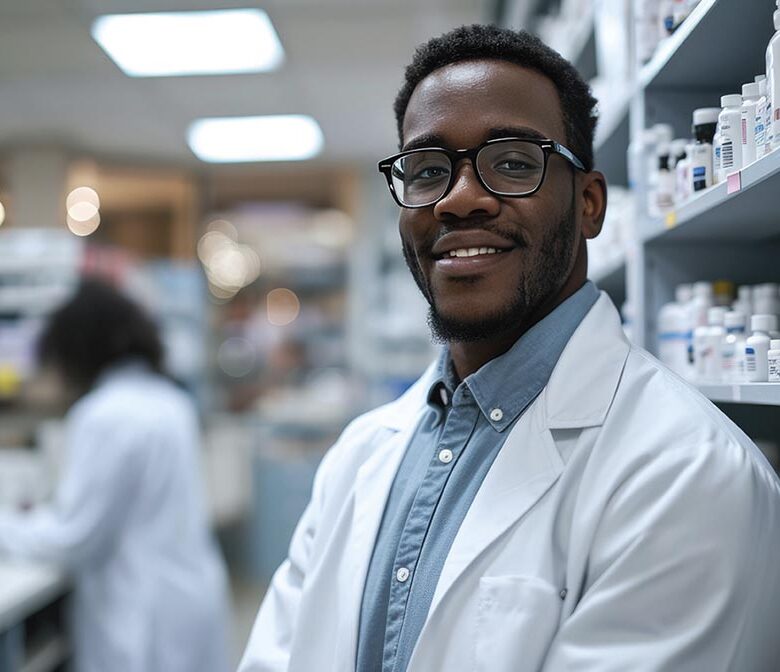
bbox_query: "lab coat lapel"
[426,406,563,617]
[334,365,438,670]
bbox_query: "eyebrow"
[402,126,548,152]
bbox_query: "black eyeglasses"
[377,137,586,209]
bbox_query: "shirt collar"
[426,281,599,431]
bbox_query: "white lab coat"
[0,363,230,672]
[240,292,780,672]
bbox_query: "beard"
[402,199,577,344]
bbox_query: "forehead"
[401,59,567,149]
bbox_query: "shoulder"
[68,371,195,433]
[598,344,780,505]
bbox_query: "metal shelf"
[642,147,780,243]
[698,383,780,406]
[640,0,774,90]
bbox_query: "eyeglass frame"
[377,136,587,209]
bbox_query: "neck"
[449,241,588,380]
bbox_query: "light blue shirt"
[355,281,600,672]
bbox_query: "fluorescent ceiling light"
[91,9,284,77]
[187,115,324,163]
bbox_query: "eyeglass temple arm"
[552,143,586,172]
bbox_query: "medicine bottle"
[671,139,690,203]
[722,311,747,384]
[767,2,780,149]
[689,108,719,192]
[745,314,778,382]
[755,77,771,158]
[740,82,760,167]
[703,307,727,382]
[717,94,743,181]
[768,339,780,383]
[655,142,675,213]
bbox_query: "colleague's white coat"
[240,293,780,672]
[0,364,230,672]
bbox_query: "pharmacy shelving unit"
[500,0,780,440]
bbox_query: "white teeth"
[447,247,501,258]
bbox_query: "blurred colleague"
[0,278,230,672]
[239,24,780,672]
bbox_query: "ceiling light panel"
[91,9,284,77]
[187,115,324,163]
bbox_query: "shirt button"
[490,408,504,422]
[559,588,568,600]
[396,567,410,583]
[438,448,453,464]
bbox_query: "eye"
[492,152,540,173]
[413,165,450,180]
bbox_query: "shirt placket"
[382,386,478,672]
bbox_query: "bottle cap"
[708,307,727,325]
[653,123,674,144]
[759,78,768,96]
[724,311,746,329]
[751,314,779,333]
[693,281,713,298]
[721,94,743,108]
[738,286,753,301]
[675,284,693,303]
[756,74,767,83]
[713,280,734,300]
[742,82,760,98]
[671,138,688,157]
[693,108,720,126]
[771,339,780,350]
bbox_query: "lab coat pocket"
[474,575,562,672]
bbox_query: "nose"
[433,160,501,220]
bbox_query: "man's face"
[399,59,582,342]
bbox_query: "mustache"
[420,221,528,256]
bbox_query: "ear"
[578,170,607,239]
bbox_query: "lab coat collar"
[541,291,630,429]
[373,292,628,433]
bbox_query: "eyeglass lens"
[390,140,546,207]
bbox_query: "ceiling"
[0,0,492,173]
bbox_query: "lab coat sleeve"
[0,406,145,567]
[237,443,337,672]
[542,437,780,672]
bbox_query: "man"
[239,25,780,672]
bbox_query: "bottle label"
[692,165,707,191]
[720,141,734,169]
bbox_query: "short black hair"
[394,24,598,172]
[37,277,164,395]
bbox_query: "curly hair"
[37,277,164,395]
[394,24,598,172]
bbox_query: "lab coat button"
[438,449,453,464]
[559,588,568,600]
[490,408,503,422]
[396,567,410,583]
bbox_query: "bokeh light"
[197,222,261,298]
[267,288,300,326]
[217,337,256,377]
[0,201,5,227]
[66,186,100,211]
[66,211,101,236]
